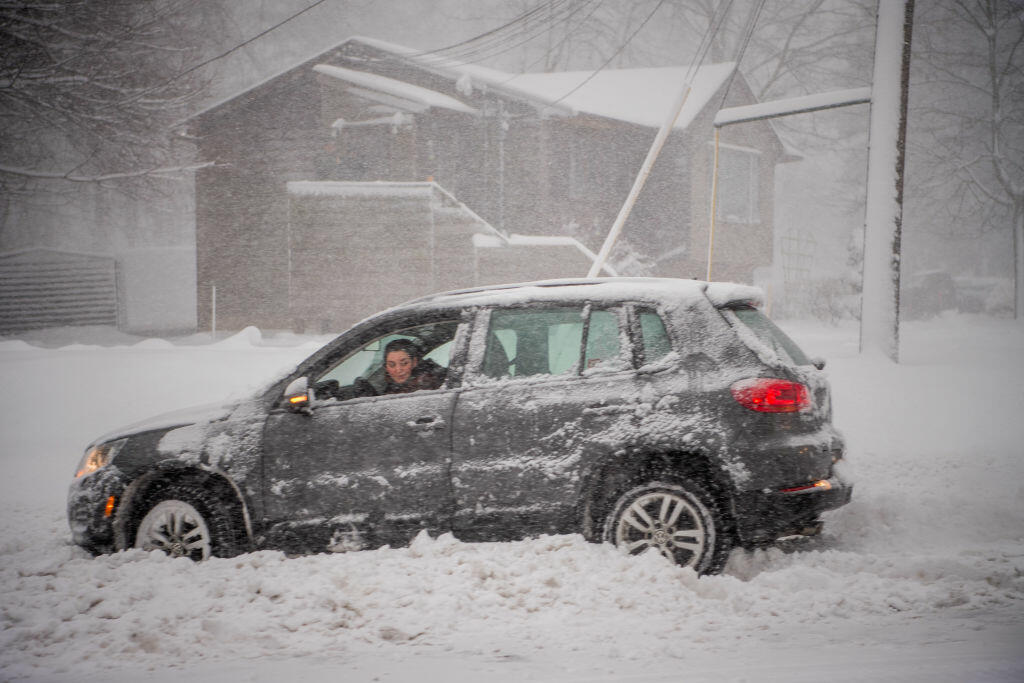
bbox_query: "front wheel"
[602,479,730,575]
[133,483,241,560]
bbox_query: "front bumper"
[732,475,853,547]
[67,467,128,554]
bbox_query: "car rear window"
[727,306,811,367]
[636,307,672,364]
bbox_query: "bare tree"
[0,0,208,198]
[909,0,1024,317]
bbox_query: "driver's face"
[385,350,418,384]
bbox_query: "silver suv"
[69,278,851,575]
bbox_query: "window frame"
[299,312,468,405]
[465,303,633,384]
[626,304,676,369]
[709,142,761,225]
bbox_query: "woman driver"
[383,339,446,394]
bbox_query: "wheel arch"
[578,448,738,542]
[113,462,254,552]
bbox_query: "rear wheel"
[133,482,242,560]
[602,478,731,575]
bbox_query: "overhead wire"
[413,1,564,57]
[547,0,668,106]
[451,0,598,66]
[714,0,768,112]
[501,0,609,77]
[118,0,331,107]
[686,0,736,83]
[423,0,592,65]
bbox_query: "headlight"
[75,439,126,478]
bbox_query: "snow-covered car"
[903,270,958,319]
[68,278,851,575]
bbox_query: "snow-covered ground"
[1,315,1022,682]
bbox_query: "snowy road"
[1,317,1022,682]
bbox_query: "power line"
[126,0,331,106]
[176,0,331,83]
[416,0,574,59]
[427,0,592,65]
[715,0,767,111]
[506,0,609,75]
[548,0,667,106]
[452,0,595,65]
[686,0,735,84]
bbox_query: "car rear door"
[449,303,637,540]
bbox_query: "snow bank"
[1,317,1022,682]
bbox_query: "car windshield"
[727,306,811,367]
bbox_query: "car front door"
[260,318,466,553]
[449,304,638,541]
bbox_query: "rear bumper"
[732,475,852,546]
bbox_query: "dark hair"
[384,338,422,360]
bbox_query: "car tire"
[602,477,731,575]
[132,482,243,560]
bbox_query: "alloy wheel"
[613,489,707,567]
[135,499,212,560]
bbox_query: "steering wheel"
[354,377,377,397]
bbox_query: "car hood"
[90,401,236,446]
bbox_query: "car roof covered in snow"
[396,278,764,312]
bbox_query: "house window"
[711,144,760,224]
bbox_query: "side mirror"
[283,376,311,413]
[811,357,826,371]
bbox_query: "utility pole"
[587,86,693,278]
[859,0,915,362]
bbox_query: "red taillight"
[731,378,810,413]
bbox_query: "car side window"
[584,309,624,371]
[314,320,459,400]
[481,306,624,379]
[636,307,673,365]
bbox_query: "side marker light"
[104,496,116,517]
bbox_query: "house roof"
[312,64,478,115]
[344,36,736,130]
[499,65,735,130]
[193,35,738,132]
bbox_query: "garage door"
[0,249,118,335]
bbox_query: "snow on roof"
[352,37,736,129]
[188,34,490,120]
[344,37,735,131]
[502,64,736,130]
[194,36,737,132]
[287,180,440,198]
[317,36,737,130]
[409,277,762,310]
[344,35,519,91]
[714,87,871,127]
[313,64,478,115]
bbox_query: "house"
[190,36,786,332]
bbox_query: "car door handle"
[408,416,446,432]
